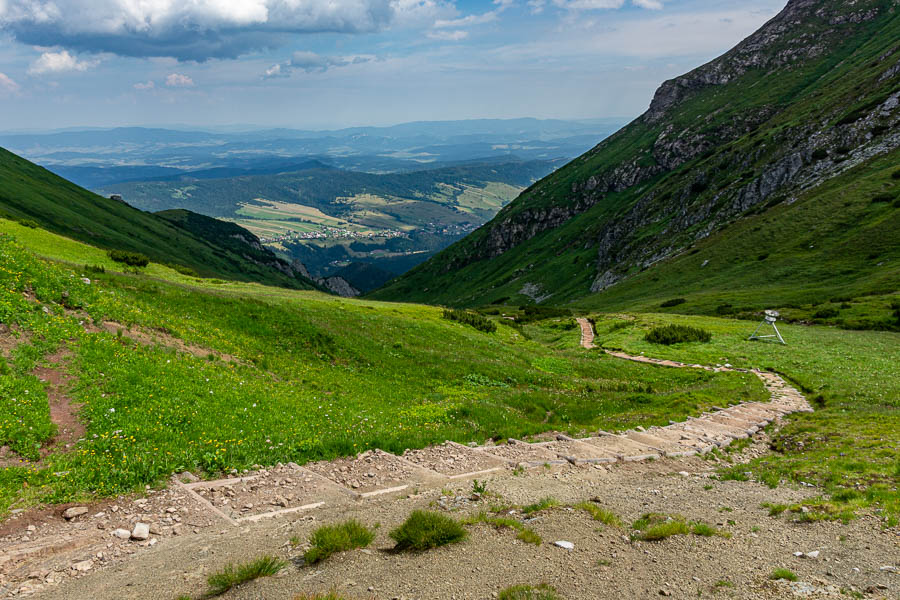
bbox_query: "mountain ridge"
[370,0,900,314]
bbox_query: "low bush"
[517,306,572,324]
[811,148,829,160]
[660,298,686,308]
[872,192,896,203]
[107,249,150,267]
[304,519,377,564]
[389,510,466,551]
[498,584,563,600]
[206,556,286,596]
[892,168,900,179]
[442,309,497,333]
[644,325,711,345]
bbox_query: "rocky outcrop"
[315,276,360,298]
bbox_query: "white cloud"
[263,51,373,78]
[27,50,97,75]
[0,71,20,95]
[427,29,468,40]
[632,0,663,9]
[165,73,194,87]
[133,80,155,90]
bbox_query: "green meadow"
[0,220,765,515]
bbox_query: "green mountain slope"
[0,147,317,289]
[370,0,900,317]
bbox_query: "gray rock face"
[316,276,360,298]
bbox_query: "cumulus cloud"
[264,51,372,78]
[165,73,194,87]
[133,80,155,90]
[632,0,663,9]
[0,0,453,61]
[27,50,98,75]
[0,72,20,95]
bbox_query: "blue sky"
[0,0,785,130]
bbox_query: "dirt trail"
[3,321,893,600]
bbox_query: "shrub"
[389,510,466,551]
[660,298,686,308]
[770,568,798,582]
[715,304,734,315]
[498,584,563,600]
[304,519,377,564]
[18,219,39,229]
[892,169,900,180]
[644,325,711,345]
[442,309,496,333]
[812,307,839,320]
[872,192,896,203]
[206,556,286,596]
[811,148,829,160]
[107,249,150,267]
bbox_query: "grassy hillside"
[0,221,765,513]
[370,0,900,317]
[0,147,316,289]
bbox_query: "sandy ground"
[20,452,899,600]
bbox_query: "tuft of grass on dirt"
[205,555,287,597]
[293,592,351,600]
[522,496,559,514]
[574,501,622,527]
[463,511,542,546]
[631,513,729,541]
[303,519,377,564]
[390,510,466,551]
[498,583,563,600]
[770,568,799,582]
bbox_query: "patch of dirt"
[0,348,85,469]
[0,324,30,359]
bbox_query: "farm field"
[0,221,767,515]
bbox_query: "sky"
[0,0,786,131]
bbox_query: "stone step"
[621,431,696,457]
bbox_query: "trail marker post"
[748,310,785,344]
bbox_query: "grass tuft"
[522,497,559,514]
[389,510,466,551]
[574,502,622,527]
[206,556,286,597]
[303,519,377,564]
[770,568,798,582]
[498,583,563,600]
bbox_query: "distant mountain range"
[0,118,626,189]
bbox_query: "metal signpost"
[748,310,785,344]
